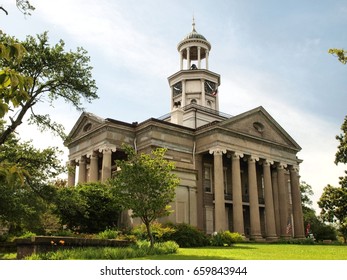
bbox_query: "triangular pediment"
[66,112,105,142]
[220,106,301,150]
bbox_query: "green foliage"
[211,231,245,247]
[97,229,119,240]
[110,145,179,247]
[0,41,32,119]
[275,238,315,245]
[335,115,347,165]
[0,121,64,234]
[54,182,122,233]
[25,241,179,260]
[164,223,210,248]
[17,231,36,239]
[132,222,175,242]
[0,31,98,145]
[300,181,314,208]
[329,48,347,64]
[313,223,337,242]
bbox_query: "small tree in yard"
[110,145,179,247]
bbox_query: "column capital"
[277,162,287,169]
[98,145,117,154]
[289,165,300,173]
[246,155,259,162]
[209,147,226,156]
[76,156,86,164]
[86,150,99,158]
[232,151,244,159]
[262,159,274,166]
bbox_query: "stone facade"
[66,21,305,240]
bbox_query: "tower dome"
[177,19,211,64]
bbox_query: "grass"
[136,243,347,260]
[2,243,346,260]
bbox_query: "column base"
[250,235,265,242]
[265,235,279,242]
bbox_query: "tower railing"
[157,104,233,121]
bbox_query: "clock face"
[204,80,216,94]
[173,81,182,96]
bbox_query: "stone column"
[180,50,183,70]
[89,151,99,182]
[206,50,209,70]
[263,160,277,240]
[277,163,289,238]
[67,160,76,186]
[78,156,86,184]
[187,47,190,69]
[290,166,305,238]
[210,148,226,232]
[248,156,262,240]
[232,152,245,235]
[197,46,201,69]
[272,170,281,236]
[195,154,204,230]
[101,149,113,182]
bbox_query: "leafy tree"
[0,121,63,234]
[110,145,179,247]
[335,116,347,165]
[54,182,122,233]
[318,184,347,243]
[300,181,314,208]
[0,31,98,145]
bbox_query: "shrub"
[211,231,244,246]
[132,222,175,242]
[25,240,178,260]
[276,238,315,245]
[97,229,119,240]
[164,223,210,247]
[54,182,122,233]
[18,231,36,239]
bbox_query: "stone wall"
[16,236,133,259]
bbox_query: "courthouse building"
[66,22,305,240]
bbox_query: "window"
[204,164,213,193]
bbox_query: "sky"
[1,0,347,212]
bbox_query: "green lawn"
[2,243,346,260]
[137,243,347,260]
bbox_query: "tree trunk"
[145,221,154,248]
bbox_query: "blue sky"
[1,0,347,211]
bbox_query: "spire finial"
[192,16,196,32]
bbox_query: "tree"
[54,182,122,233]
[318,184,347,243]
[300,181,314,209]
[110,145,179,247]
[335,115,347,165]
[0,32,98,145]
[0,121,63,234]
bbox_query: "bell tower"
[168,19,221,128]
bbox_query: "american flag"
[212,87,218,96]
[286,217,292,234]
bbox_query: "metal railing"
[157,104,233,120]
